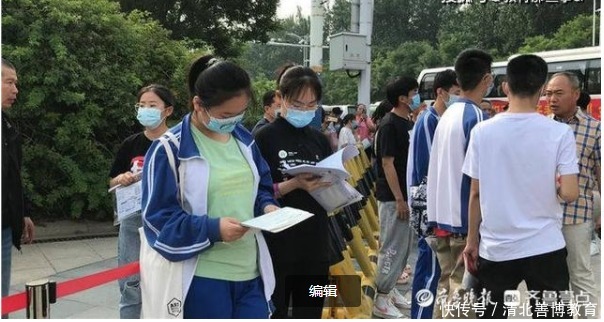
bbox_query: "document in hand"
[110,181,143,223]
[282,145,364,213]
[241,207,315,233]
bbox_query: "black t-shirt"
[375,112,414,202]
[109,132,153,178]
[255,117,333,263]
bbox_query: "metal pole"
[310,0,325,73]
[25,279,56,319]
[304,39,309,67]
[351,0,360,33]
[266,41,328,49]
[357,0,374,107]
[593,0,597,47]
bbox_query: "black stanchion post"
[25,279,56,319]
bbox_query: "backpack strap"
[158,132,184,204]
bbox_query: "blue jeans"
[2,228,12,298]
[184,276,269,318]
[118,214,142,319]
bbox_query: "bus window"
[486,67,507,98]
[547,60,587,88]
[419,73,436,101]
[586,59,601,95]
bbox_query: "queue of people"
[1,45,599,320]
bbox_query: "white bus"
[417,46,601,119]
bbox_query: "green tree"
[321,68,360,105]
[525,1,595,37]
[2,0,188,219]
[325,0,351,36]
[242,75,277,130]
[239,9,310,80]
[116,0,280,57]
[371,41,442,99]
[436,2,595,64]
[437,3,535,63]
[520,14,600,53]
[372,0,446,50]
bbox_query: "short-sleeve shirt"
[355,115,375,141]
[255,117,333,262]
[109,132,153,178]
[426,99,487,234]
[338,126,357,150]
[374,112,414,202]
[190,126,257,281]
[552,109,601,224]
[463,112,579,261]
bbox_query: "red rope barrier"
[1,261,139,315]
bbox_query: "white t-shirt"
[426,99,487,234]
[338,126,357,150]
[462,112,579,261]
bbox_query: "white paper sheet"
[281,145,363,212]
[282,145,359,181]
[241,207,314,233]
[309,180,364,213]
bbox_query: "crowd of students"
[3,44,598,319]
[113,48,600,320]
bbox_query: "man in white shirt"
[462,54,579,318]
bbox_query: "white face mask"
[445,93,460,108]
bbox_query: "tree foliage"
[239,10,310,80]
[116,0,280,57]
[2,0,188,219]
[520,14,600,53]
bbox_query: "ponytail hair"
[186,55,251,110]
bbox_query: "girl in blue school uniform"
[140,55,279,318]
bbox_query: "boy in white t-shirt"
[462,54,579,318]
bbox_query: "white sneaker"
[390,288,412,310]
[373,294,404,319]
[591,239,600,256]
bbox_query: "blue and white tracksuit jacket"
[140,113,278,307]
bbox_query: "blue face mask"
[446,94,460,108]
[352,120,359,129]
[410,94,421,111]
[284,107,315,128]
[137,107,163,129]
[204,109,244,134]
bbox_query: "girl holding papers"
[255,65,334,319]
[108,84,175,319]
[139,55,279,318]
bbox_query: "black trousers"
[477,247,572,319]
[271,260,330,319]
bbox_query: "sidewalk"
[5,220,602,319]
[7,220,119,319]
